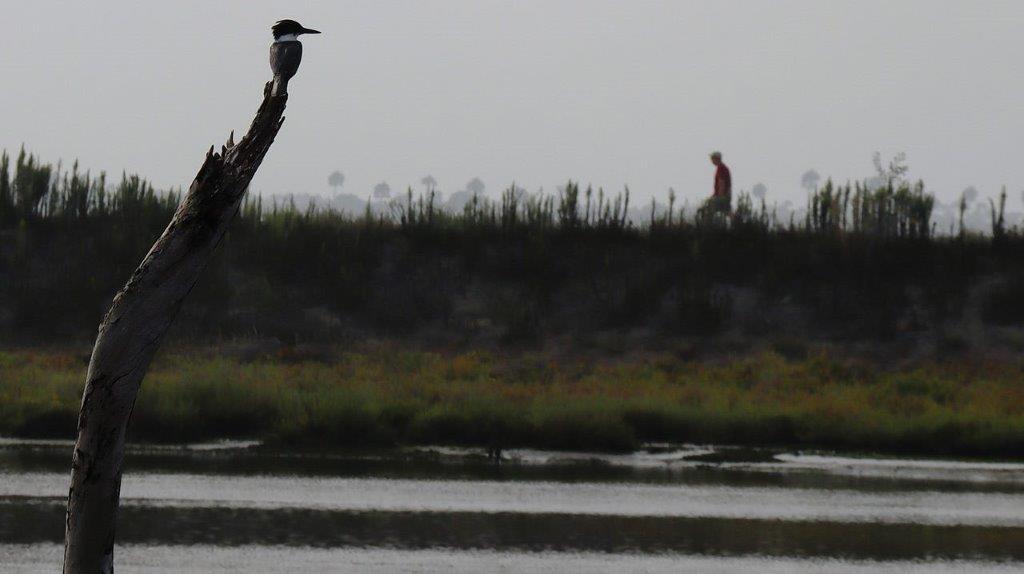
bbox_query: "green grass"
[2,346,1023,457]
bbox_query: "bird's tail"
[271,76,289,97]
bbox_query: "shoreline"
[4,438,1024,493]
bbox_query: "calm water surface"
[1,440,1022,572]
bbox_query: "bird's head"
[272,19,321,41]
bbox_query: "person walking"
[709,151,732,215]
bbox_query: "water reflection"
[1,440,1022,572]
[3,500,1023,561]
[4,545,1022,574]
[2,472,1022,526]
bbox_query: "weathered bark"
[63,82,287,573]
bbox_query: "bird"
[270,19,320,96]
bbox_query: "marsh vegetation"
[4,347,1024,456]
[2,150,1024,349]
[3,150,1024,455]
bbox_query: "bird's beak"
[300,28,321,35]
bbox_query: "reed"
[2,149,1021,346]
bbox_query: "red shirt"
[714,164,732,197]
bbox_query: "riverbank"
[2,346,1022,457]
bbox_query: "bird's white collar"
[275,34,299,42]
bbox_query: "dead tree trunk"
[63,81,287,573]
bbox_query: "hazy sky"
[2,1,1021,205]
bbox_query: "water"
[1,440,1022,572]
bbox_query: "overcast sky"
[1,1,1021,205]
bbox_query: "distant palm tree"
[465,177,485,197]
[372,181,391,202]
[801,170,821,193]
[328,171,345,193]
[421,175,438,192]
[962,186,979,205]
[752,183,767,201]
